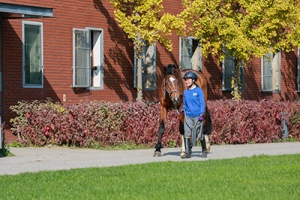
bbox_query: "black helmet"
[183,71,197,80]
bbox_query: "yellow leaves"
[110,0,300,57]
[159,14,186,36]
[109,0,184,52]
[178,0,300,64]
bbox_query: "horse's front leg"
[154,105,167,157]
[153,121,165,157]
[179,120,185,156]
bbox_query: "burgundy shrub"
[9,99,300,147]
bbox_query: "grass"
[0,154,299,200]
[6,141,152,151]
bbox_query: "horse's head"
[164,74,180,108]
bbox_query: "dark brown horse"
[153,63,212,157]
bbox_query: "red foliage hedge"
[9,100,300,148]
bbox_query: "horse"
[153,63,212,157]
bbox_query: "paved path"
[1,142,299,175]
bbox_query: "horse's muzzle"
[172,97,180,108]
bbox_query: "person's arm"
[182,91,187,111]
[198,89,205,115]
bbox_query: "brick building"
[0,1,299,143]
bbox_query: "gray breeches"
[184,116,199,138]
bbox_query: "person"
[181,71,208,159]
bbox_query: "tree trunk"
[232,59,242,100]
[136,33,143,101]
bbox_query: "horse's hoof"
[153,151,162,157]
[179,151,185,157]
[207,144,211,152]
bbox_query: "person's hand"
[198,115,204,121]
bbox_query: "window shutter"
[273,51,281,92]
[222,53,244,91]
[298,48,300,92]
[262,53,273,91]
[198,43,202,71]
[134,42,156,90]
[134,48,137,88]
[240,66,244,91]
[73,29,91,88]
[142,43,156,90]
[222,55,234,90]
[181,38,192,69]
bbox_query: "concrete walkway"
[1,142,299,175]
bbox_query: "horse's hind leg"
[204,108,212,152]
[205,135,211,152]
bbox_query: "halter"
[164,77,180,97]
[164,76,180,111]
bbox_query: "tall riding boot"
[181,138,191,159]
[200,138,208,158]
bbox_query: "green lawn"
[1,154,299,200]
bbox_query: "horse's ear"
[163,67,167,76]
[172,64,179,69]
[171,64,180,74]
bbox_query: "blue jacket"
[183,86,206,117]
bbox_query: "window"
[297,48,300,92]
[73,28,104,89]
[22,21,43,88]
[261,52,281,92]
[134,43,156,90]
[180,37,202,71]
[222,51,244,91]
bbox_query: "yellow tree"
[109,0,184,100]
[180,0,300,99]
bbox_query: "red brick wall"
[1,1,300,143]
[201,50,300,101]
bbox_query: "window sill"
[221,89,233,92]
[261,90,281,94]
[88,87,104,91]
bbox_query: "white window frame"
[222,54,244,91]
[22,21,43,88]
[72,27,104,89]
[261,51,281,93]
[179,37,202,71]
[134,42,156,90]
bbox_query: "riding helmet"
[183,71,197,80]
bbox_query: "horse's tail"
[203,107,212,135]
